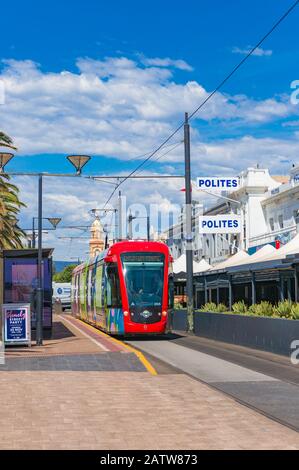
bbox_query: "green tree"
[0,132,17,150]
[0,132,26,249]
[53,264,77,283]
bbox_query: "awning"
[209,250,250,271]
[173,254,211,275]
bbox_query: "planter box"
[171,309,188,331]
[171,310,299,356]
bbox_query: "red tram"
[71,240,173,335]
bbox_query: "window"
[278,214,284,229]
[121,253,164,308]
[106,263,121,308]
[269,217,274,231]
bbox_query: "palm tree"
[0,132,26,249]
[0,132,17,150]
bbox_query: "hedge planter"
[171,309,299,357]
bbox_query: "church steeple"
[89,217,104,257]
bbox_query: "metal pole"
[118,190,122,241]
[36,175,43,346]
[251,271,256,305]
[147,215,150,241]
[294,268,298,302]
[128,212,133,240]
[32,217,35,249]
[228,275,233,311]
[184,112,194,332]
[240,206,245,251]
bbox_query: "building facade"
[250,165,299,251]
[162,166,299,264]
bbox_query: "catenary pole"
[184,112,194,332]
[36,174,43,345]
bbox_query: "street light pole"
[184,112,194,332]
[36,174,43,346]
[147,215,150,241]
[32,217,36,248]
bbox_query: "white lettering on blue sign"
[198,215,242,234]
[197,177,239,191]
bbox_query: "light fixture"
[47,217,62,229]
[0,152,14,172]
[67,155,91,174]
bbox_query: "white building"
[162,166,299,264]
[161,201,203,261]
[251,165,299,249]
[203,167,282,262]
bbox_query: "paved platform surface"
[126,336,299,431]
[0,315,145,372]
[1,314,299,449]
[1,371,299,450]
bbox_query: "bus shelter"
[0,249,53,339]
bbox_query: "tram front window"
[121,253,164,308]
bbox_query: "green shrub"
[215,303,228,313]
[248,301,273,317]
[232,301,247,314]
[199,302,218,312]
[199,302,228,313]
[273,300,293,319]
[291,303,299,320]
[174,301,184,309]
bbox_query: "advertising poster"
[3,303,31,346]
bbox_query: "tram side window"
[106,263,121,308]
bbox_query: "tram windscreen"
[121,253,164,308]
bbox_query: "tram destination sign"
[197,177,239,192]
[2,303,31,346]
[198,215,242,234]
[122,254,164,262]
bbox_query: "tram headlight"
[124,310,129,317]
[162,311,167,317]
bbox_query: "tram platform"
[0,313,299,449]
[0,313,147,372]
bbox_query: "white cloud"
[0,55,294,158]
[282,120,299,127]
[140,56,193,71]
[2,54,298,260]
[232,46,273,57]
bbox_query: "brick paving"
[0,314,299,449]
[4,315,129,358]
[0,371,299,450]
[0,352,145,371]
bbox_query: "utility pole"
[184,112,194,332]
[128,211,133,240]
[32,218,36,248]
[118,190,122,241]
[36,174,43,346]
[147,215,150,241]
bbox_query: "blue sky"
[0,0,299,259]
[1,0,298,95]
